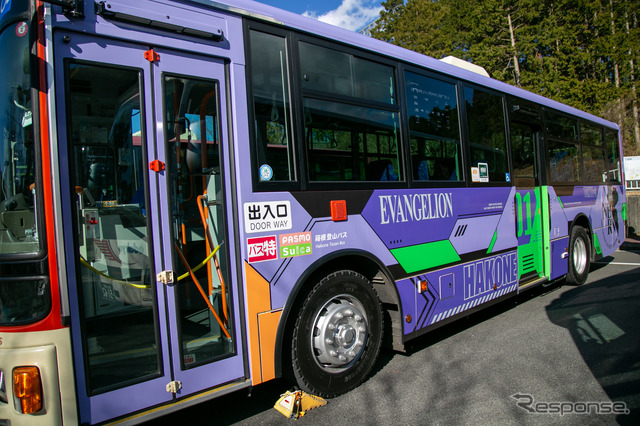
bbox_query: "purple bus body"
[34,0,626,423]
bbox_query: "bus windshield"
[0,20,39,255]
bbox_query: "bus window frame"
[543,108,617,186]
[506,96,544,187]
[294,33,405,191]
[578,121,606,184]
[245,21,411,192]
[461,82,511,187]
[400,65,467,188]
[0,12,48,262]
[543,108,581,186]
[0,7,52,328]
[244,20,621,194]
[244,22,300,192]
[604,128,622,184]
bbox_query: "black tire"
[289,270,383,397]
[566,226,590,285]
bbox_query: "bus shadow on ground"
[545,266,640,425]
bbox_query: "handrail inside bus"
[197,193,228,324]
[174,243,231,339]
[176,243,221,282]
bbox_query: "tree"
[370,0,640,154]
[371,0,454,59]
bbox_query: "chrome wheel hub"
[311,295,368,371]
[573,236,587,275]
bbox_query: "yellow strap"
[79,256,151,289]
[176,244,221,281]
[80,243,221,286]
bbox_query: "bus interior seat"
[1,211,35,239]
[412,156,430,181]
[435,157,457,180]
[366,159,397,181]
[0,194,34,239]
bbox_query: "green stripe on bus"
[391,240,460,274]
[557,197,564,209]
[593,233,602,255]
[622,203,627,221]
[487,230,497,254]
[541,186,551,279]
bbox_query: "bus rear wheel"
[290,270,383,397]
[566,226,590,285]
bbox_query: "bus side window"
[605,129,621,183]
[464,86,508,183]
[545,111,580,184]
[579,122,605,183]
[405,71,463,183]
[249,30,295,182]
[547,139,580,183]
[299,42,402,183]
[304,99,401,182]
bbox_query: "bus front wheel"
[567,226,590,285]
[290,270,383,397]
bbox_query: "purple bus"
[0,0,625,424]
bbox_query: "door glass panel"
[67,63,160,393]
[164,76,234,368]
[511,123,544,282]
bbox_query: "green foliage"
[370,0,640,154]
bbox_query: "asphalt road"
[148,249,640,425]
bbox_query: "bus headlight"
[12,366,43,414]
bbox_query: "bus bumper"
[0,329,75,426]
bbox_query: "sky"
[257,0,383,32]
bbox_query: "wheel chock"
[274,390,327,419]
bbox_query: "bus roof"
[192,0,618,131]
